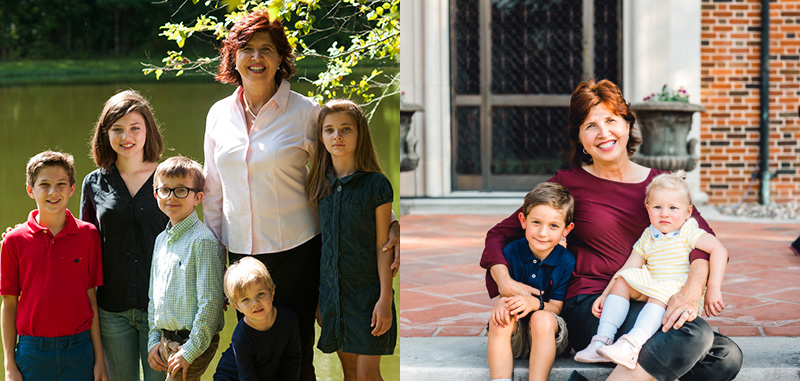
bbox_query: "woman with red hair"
[480,79,743,381]
[203,10,398,380]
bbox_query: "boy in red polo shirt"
[1,151,106,381]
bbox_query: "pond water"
[0,79,400,380]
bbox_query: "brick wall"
[700,0,799,205]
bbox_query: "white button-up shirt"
[203,80,321,254]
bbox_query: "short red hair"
[215,9,297,87]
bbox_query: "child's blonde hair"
[522,182,574,225]
[305,99,382,206]
[224,257,275,303]
[154,156,205,191]
[645,170,691,206]
[26,150,76,187]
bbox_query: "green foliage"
[0,0,215,60]
[142,0,400,118]
[643,84,690,103]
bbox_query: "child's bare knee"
[488,324,514,340]
[528,311,556,336]
[612,278,630,292]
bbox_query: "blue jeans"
[100,308,166,381]
[16,329,94,380]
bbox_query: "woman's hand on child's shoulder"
[371,297,392,336]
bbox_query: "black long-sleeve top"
[80,165,169,312]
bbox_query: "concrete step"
[401,336,800,380]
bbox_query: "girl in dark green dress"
[305,99,396,380]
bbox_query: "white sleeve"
[202,108,224,244]
[303,102,321,154]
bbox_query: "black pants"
[229,234,321,381]
[562,293,743,381]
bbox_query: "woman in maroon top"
[480,79,742,381]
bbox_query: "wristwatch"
[538,290,545,310]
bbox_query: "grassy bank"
[0,59,178,85]
[0,58,396,86]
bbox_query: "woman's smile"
[597,140,616,150]
[235,31,282,86]
[579,102,629,163]
[248,64,266,74]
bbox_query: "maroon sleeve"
[688,207,713,263]
[480,207,525,297]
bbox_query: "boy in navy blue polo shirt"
[487,182,576,381]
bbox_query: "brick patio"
[400,214,800,338]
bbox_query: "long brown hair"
[305,100,382,206]
[566,79,639,167]
[91,89,164,170]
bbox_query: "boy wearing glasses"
[146,156,225,381]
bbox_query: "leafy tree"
[0,0,207,60]
[143,0,399,119]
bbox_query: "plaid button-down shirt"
[148,211,225,363]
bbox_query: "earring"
[583,148,588,154]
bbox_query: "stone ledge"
[401,336,800,380]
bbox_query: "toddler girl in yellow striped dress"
[574,171,728,369]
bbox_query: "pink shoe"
[597,334,643,370]
[574,335,613,363]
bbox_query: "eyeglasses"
[155,186,201,199]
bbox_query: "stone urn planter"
[400,102,423,172]
[630,101,705,172]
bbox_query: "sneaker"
[597,334,642,370]
[574,335,613,363]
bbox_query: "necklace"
[242,92,259,120]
